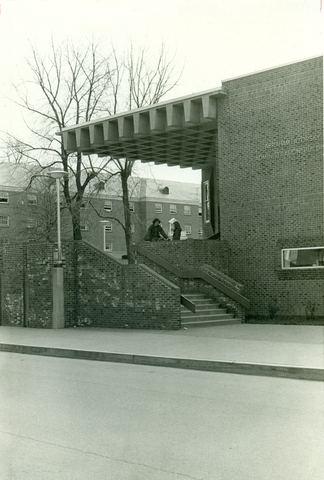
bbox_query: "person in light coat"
[169,218,182,241]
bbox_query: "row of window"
[0,192,38,205]
[155,204,201,216]
[103,200,135,212]
[103,199,202,216]
[1,192,202,218]
[0,216,38,228]
[0,214,202,237]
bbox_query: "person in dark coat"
[169,218,182,240]
[146,218,169,242]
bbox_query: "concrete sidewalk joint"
[1,343,323,382]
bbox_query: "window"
[129,202,135,212]
[104,241,113,252]
[184,225,191,235]
[27,194,37,205]
[104,200,112,212]
[198,207,202,217]
[199,228,203,236]
[130,224,135,233]
[170,204,177,214]
[104,225,113,251]
[155,203,162,213]
[184,205,191,216]
[104,221,112,232]
[0,192,9,204]
[203,181,210,223]
[27,218,37,228]
[0,236,9,244]
[281,247,324,269]
[80,222,89,231]
[0,215,9,227]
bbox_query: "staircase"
[181,293,241,328]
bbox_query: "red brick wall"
[215,56,324,320]
[76,241,180,329]
[135,240,246,319]
[0,245,25,326]
[0,241,180,329]
[25,244,55,327]
[138,239,229,271]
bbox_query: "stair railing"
[180,294,196,313]
[131,244,250,309]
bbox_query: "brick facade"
[209,56,324,321]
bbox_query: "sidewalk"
[1,324,323,381]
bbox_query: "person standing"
[169,218,182,240]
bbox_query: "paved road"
[0,353,323,480]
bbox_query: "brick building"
[80,177,202,256]
[0,165,202,256]
[60,56,323,322]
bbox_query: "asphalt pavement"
[1,352,323,480]
[0,324,323,381]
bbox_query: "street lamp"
[48,170,68,264]
[48,169,68,328]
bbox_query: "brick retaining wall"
[138,239,229,271]
[76,242,180,329]
[135,240,246,320]
[0,241,180,329]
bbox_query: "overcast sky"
[0,0,322,183]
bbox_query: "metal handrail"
[131,244,250,308]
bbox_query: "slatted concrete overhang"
[60,88,226,170]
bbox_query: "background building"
[83,177,202,257]
[0,164,202,257]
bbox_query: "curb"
[0,343,323,382]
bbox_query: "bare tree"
[98,44,181,262]
[2,39,119,240]
[20,175,72,243]
[2,39,181,259]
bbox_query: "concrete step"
[182,294,220,304]
[181,293,240,328]
[182,318,241,328]
[183,294,207,298]
[181,313,235,322]
[181,307,227,315]
[181,304,223,312]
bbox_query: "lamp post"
[49,170,68,263]
[48,169,68,328]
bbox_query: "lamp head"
[48,170,68,179]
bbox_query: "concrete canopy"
[60,88,226,170]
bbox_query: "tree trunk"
[71,193,82,241]
[121,171,135,264]
[72,209,82,241]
